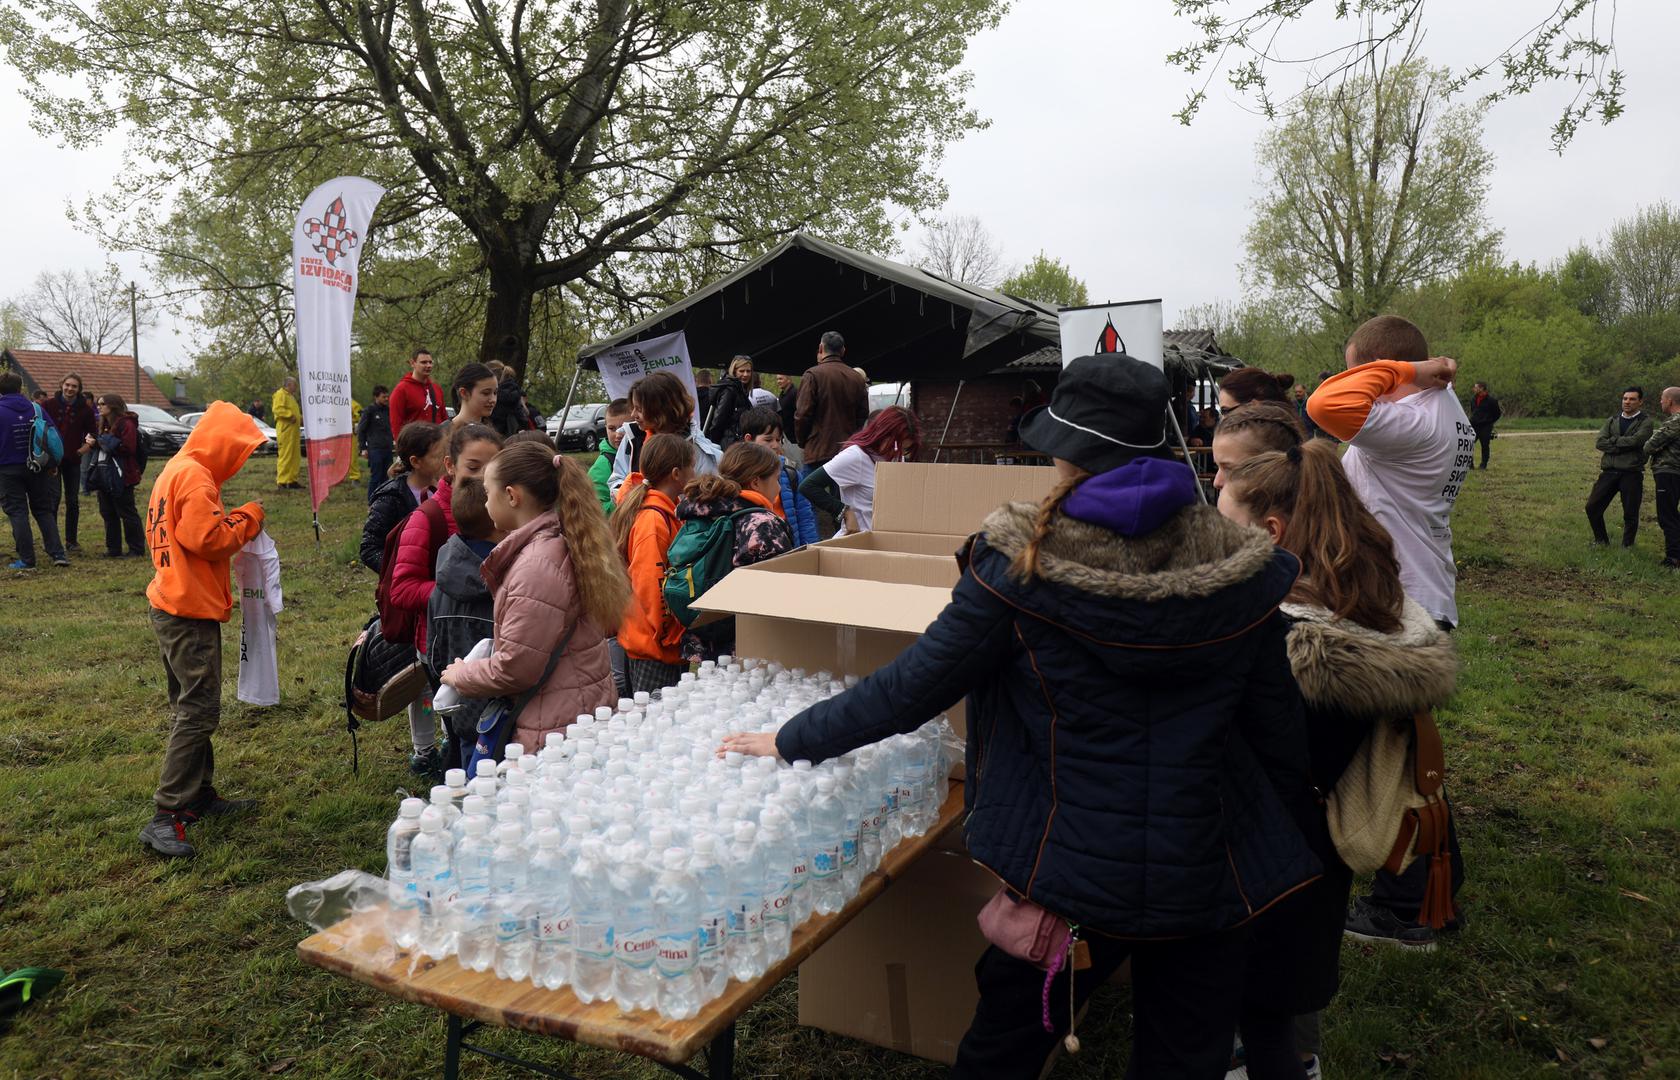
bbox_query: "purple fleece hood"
[1062,456,1199,537]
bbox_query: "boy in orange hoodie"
[610,433,694,694]
[139,401,267,858]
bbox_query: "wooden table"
[299,783,966,1079]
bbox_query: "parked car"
[128,404,195,459]
[546,403,608,452]
[179,410,279,454]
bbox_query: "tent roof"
[577,233,1062,382]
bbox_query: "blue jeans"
[366,448,393,503]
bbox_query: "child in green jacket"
[589,399,633,514]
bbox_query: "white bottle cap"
[634,691,651,706]
[760,806,787,832]
[530,809,557,834]
[792,760,813,772]
[595,706,613,721]
[475,760,498,779]
[461,794,487,817]
[693,833,716,859]
[445,768,468,788]
[519,754,539,774]
[663,846,690,871]
[550,731,570,749]
[503,744,523,762]
[815,777,835,794]
[617,698,634,712]
[419,807,444,832]
[399,797,425,818]
[430,785,452,805]
[505,768,529,788]
[607,823,633,846]
[717,654,734,667]
[464,814,491,835]
[496,822,523,847]
[567,814,591,838]
[733,821,758,844]
[649,825,675,852]
[469,777,497,800]
[536,828,563,849]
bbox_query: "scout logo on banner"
[293,176,385,512]
[1057,300,1165,370]
[594,330,699,421]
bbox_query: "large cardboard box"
[692,461,1056,1065]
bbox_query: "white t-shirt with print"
[1341,386,1474,628]
[824,445,879,537]
[236,531,284,706]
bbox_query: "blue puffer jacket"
[775,482,1320,939]
[778,460,818,547]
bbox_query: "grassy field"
[2,431,1678,1079]
[1492,417,1599,433]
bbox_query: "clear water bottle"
[453,815,496,972]
[444,767,469,809]
[385,797,425,949]
[757,810,793,964]
[809,778,846,916]
[607,826,657,1012]
[529,828,572,991]
[569,839,616,1004]
[490,822,533,981]
[690,834,730,1002]
[776,792,814,928]
[902,731,933,837]
[854,750,883,873]
[429,784,462,834]
[833,766,864,901]
[725,821,766,981]
[411,807,456,958]
[652,847,702,1020]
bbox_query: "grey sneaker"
[139,812,196,858]
[51,554,70,567]
[192,789,257,818]
[1343,896,1462,951]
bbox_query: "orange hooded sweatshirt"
[146,401,268,622]
[617,477,682,664]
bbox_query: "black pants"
[1472,424,1493,468]
[952,929,1247,1080]
[1655,472,1680,562]
[366,448,392,503]
[98,484,146,555]
[1586,468,1642,546]
[56,455,82,544]
[0,464,67,566]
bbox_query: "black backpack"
[341,614,430,773]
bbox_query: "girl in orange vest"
[611,433,695,694]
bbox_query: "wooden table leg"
[444,1014,464,1080]
[705,1021,736,1080]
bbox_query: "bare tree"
[917,214,1007,287]
[14,270,153,354]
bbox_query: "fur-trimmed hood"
[1281,597,1458,717]
[972,501,1299,662]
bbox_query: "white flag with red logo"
[293,176,384,512]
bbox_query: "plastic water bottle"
[809,779,846,916]
[569,839,616,1004]
[385,797,424,949]
[491,823,533,981]
[757,810,794,963]
[854,750,882,874]
[429,784,462,833]
[528,828,572,990]
[652,848,702,1020]
[725,821,766,981]
[834,765,864,899]
[445,767,469,809]
[608,826,657,1012]
[690,834,730,1002]
[453,815,496,971]
[776,793,814,927]
[411,807,456,958]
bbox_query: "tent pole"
[556,365,584,432]
[1164,404,1208,505]
[934,380,965,464]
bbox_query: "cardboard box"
[691,461,1056,1064]
[795,848,998,1065]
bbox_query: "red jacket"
[44,392,97,464]
[388,475,459,652]
[389,373,447,436]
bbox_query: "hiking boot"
[193,789,257,818]
[1343,896,1463,951]
[139,812,196,858]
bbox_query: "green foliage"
[1000,252,1089,308]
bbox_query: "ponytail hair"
[390,421,447,478]
[1218,367,1292,406]
[1009,469,1089,582]
[489,442,632,632]
[685,439,780,504]
[1224,440,1403,632]
[611,433,695,560]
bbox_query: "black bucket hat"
[1019,354,1172,474]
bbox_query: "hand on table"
[717,731,782,762]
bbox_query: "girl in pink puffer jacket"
[440,443,633,754]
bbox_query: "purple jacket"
[0,393,39,468]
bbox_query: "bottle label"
[617,927,658,970]
[574,919,613,960]
[812,844,841,878]
[496,912,527,943]
[534,909,572,941]
[394,880,419,911]
[766,888,792,926]
[657,932,697,977]
[842,835,859,868]
[790,859,808,889]
[699,911,726,953]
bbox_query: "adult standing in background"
[347,397,363,485]
[794,330,868,473]
[356,385,393,503]
[489,353,532,436]
[704,355,756,446]
[0,369,70,569]
[693,368,715,436]
[775,373,799,444]
[247,399,266,423]
[1585,387,1653,549]
[389,348,447,435]
[84,392,146,558]
[1468,381,1502,469]
[1645,387,1680,569]
[43,372,96,551]
[272,377,302,490]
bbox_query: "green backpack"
[662,508,757,628]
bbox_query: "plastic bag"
[433,637,492,715]
[286,869,389,932]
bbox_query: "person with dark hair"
[489,347,532,436]
[247,398,266,422]
[357,384,394,502]
[590,399,633,515]
[359,421,448,573]
[703,355,757,446]
[1586,386,1654,548]
[798,405,918,537]
[775,373,799,448]
[1218,367,1292,410]
[611,433,696,693]
[43,371,96,550]
[794,330,868,476]
[390,348,447,434]
[739,406,818,546]
[693,368,715,438]
[426,476,504,770]
[0,369,70,568]
[1212,402,1306,492]
[449,363,499,432]
[272,377,302,490]
[1646,387,1680,569]
[607,370,722,497]
[723,354,1315,1078]
[84,392,146,557]
[1468,381,1502,469]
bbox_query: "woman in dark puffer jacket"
[359,421,446,572]
[724,356,1319,1080]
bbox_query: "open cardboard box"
[692,461,1056,1065]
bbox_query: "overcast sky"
[3,0,1676,371]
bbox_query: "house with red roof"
[0,348,176,411]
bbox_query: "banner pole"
[312,513,322,545]
[934,379,966,464]
[556,365,584,431]
[1163,404,1208,505]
